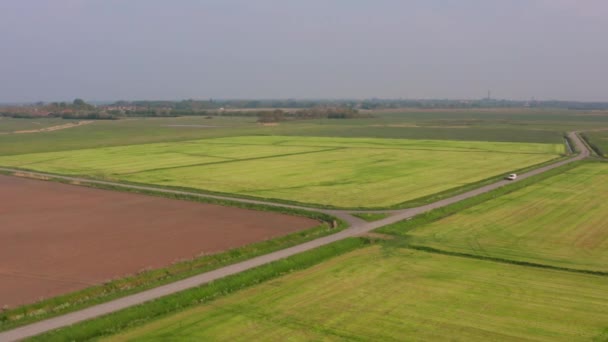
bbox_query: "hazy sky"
[1,0,607,102]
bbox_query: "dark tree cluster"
[257,110,286,123]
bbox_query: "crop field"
[108,247,608,341]
[0,116,260,156]
[2,109,604,156]
[405,162,608,272]
[0,175,317,308]
[0,136,564,208]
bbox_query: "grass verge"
[102,245,608,341]
[26,238,370,342]
[377,159,590,237]
[0,172,346,332]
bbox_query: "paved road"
[0,132,589,341]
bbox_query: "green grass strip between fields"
[26,238,370,342]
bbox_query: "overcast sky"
[1,0,607,102]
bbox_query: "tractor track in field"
[0,132,589,341]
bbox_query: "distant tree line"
[4,98,608,121]
[51,112,117,120]
[257,110,286,123]
[256,107,369,123]
[109,99,608,111]
[293,107,366,119]
[0,112,41,119]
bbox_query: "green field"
[3,109,605,156]
[0,116,259,156]
[0,136,564,208]
[108,247,608,341]
[405,162,608,272]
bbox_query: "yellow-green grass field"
[406,162,608,272]
[0,136,563,208]
[107,247,608,341]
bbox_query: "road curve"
[0,132,589,341]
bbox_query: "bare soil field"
[0,175,317,308]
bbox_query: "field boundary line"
[407,245,608,277]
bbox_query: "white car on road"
[506,173,517,180]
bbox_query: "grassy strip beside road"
[104,246,608,341]
[27,238,369,342]
[377,160,586,237]
[0,171,346,332]
[375,153,569,210]
[404,162,608,273]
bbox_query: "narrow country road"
[0,132,589,341]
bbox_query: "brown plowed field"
[0,175,317,308]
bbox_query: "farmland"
[405,162,608,272]
[0,175,318,308]
[108,247,608,341]
[0,111,605,341]
[0,136,564,208]
[1,108,604,156]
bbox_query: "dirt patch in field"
[0,175,318,308]
[11,120,93,134]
